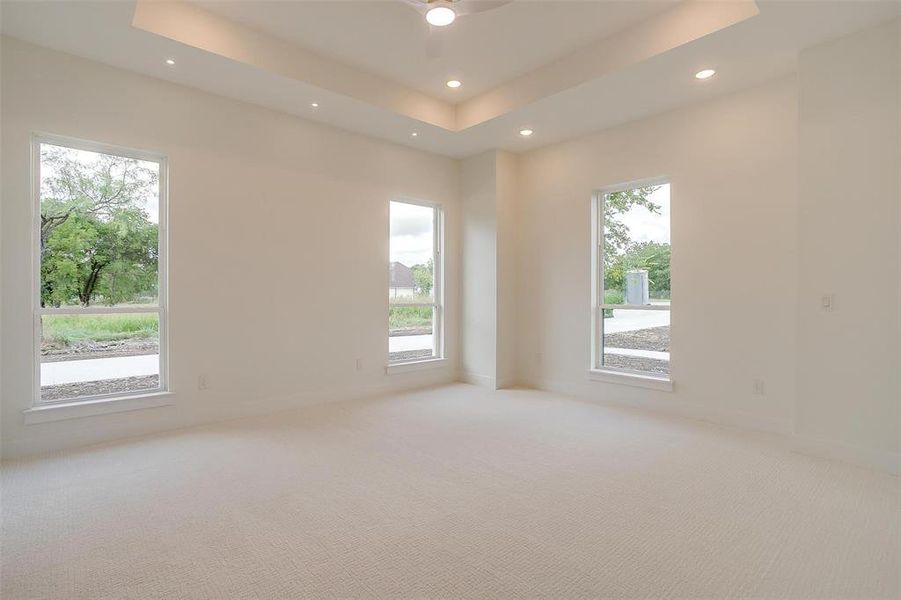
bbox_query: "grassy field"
[389,306,432,330]
[603,290,671,304]
[42,313,159,346]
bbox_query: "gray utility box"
[625,270,650,305]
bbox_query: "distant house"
[389,262,416,298]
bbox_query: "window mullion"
[38,306,162,316]
[600,304,671,311]
[388,303,436,309]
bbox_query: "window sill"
[587,369,673,392]
[386,358,448,375]
[23,391,174,424]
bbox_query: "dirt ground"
[41,339,159,362]
[389,349,434,363]
[389,327,432,337]
[602,354,669,375]
[41,375,160,403]
[604,326,669,352]
[603,326,670,374]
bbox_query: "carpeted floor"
[2,384,899,599]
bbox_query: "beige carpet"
[2,384,899,599]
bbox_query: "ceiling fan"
[402,0,513,59]
[403,0,513,27]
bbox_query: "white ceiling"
[192,0,678,101]
[1,0,899,158]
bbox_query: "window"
[388,200,443,364]
[34,135,167,404]
[592,180,670,379]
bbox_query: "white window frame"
[590,177,671,386]
[388,198,444,366]
[31,133,169,406]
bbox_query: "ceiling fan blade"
[401,0,430,15]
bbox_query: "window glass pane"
[40,313,160,402]
[389,306,435,362]
[39,143,160,309]
[602,309,670,376]
[389,201,434,304]
[603,184,670,305]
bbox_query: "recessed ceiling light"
[446,80,462,89]
[519,129,534,137]
[425,5,456,27]
[411,132,419,137]
[311,102,319,108]
[165,58,175,66]
[695,68,716,80]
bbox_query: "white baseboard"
[792,434,900,475]
[531,377,792,437]
[2,369,457,460]
[459,371,497,389]
[529,376,899,475]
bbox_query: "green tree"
[39,145,158,257]
[619,241,671,295]
[90,208,159,305]
[412,259,434,296]
[41,208,158,307]
[603,186,660,292]
[39,145,159,307]
[41,213,100,307]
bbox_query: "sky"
[40,143,161,224]
[390,201,433,267]
[618,183,670,245]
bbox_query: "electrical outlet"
[355,358,363,372]
[198,374,210,390]
[821,294,835,312]
[752,378,765,396]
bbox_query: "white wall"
[495,151,518,388]
[513,19,901,473]
[515,77,801,434]
[795,20,900,471]
[460,152,498,387]
[0,38,460,457]
[459,150,518,388]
